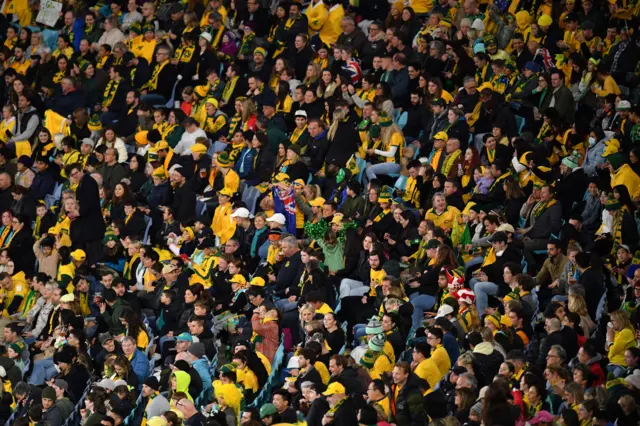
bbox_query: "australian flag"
[273,186,297,235]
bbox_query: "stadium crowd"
[0,0,639,425]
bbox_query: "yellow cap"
[322,382,346,396]
[293,179,305,187]
[135,131,149,146]
[47,227,59,235]
[219,188,234,197]
[330,214,343,225]
[500,314,513,327]
[70,249,86,261]
[434,131,448,141]
[250,276,266,287]
[229,274,247,285]
[309,197,325,207]
[191,143,208,155]
[152,167,166,178]
[537,14,552,27]
[155,141,169,151]
[147,417,168,426]
[273,172,290,183]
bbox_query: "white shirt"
[174,127,208,155]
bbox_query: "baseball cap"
[175,333,193,342]
[70,249,86,261]
[322,382,346,396]
[99,332,114,346]
[266,213,286,225]
[435,304,454,319]
[260,404,277,418]
[231,207,252,219]
[496,224,515,234]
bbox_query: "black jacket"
[75,173,106,243]
[306,133,329,172]
[149,61,178,100]
[325,119,359,167]
[389,373,428,426]
[171,183,197,225]
[472,344,504,388]
[579,268,605,320]
[481,244,523,294]
[249,147,275,184]
[332,396,359,426]
[306,398,329,426]
[7,228,34,273]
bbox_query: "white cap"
[286,356,300,369]
[81,138,95,147]
[294,110,307,118]
[418,157,429,165]
[231,207,252,219]
[496,223,515,233]
[266,213,286,225]
[169,164,183,174]
[435,304,454,319]
[471,19,485,31]
[200,32,212,43]
[96,379,116,391]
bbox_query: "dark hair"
[298,348,317,364]
[370,378,386,394]
[428,327,443,341]
[413,341,431,358]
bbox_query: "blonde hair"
[568,293,588,317]
[462,303,481,331]
[611,309,635,332]
[304,63,322,85]
[241,98,256,123]
[299,303,316,322]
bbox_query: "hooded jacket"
[472,342,504,387]
[172,370,193,401]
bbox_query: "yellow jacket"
[594,75,621,98]
[305,1,328,33]
[611,164,640,199]
[211,203,236,244]
[319,4,344,46]
[609,328,636,365]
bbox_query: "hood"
[172,370,191,395]
[19,106,36,114]
[587,353,604,366]
[473,341,494,356]
[515,11,531,31]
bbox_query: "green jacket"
[339,195,365,219]
[102,298,129,336]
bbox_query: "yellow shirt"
[430,344,451,378]
[133,39,157,64]
[319,4,344,46]
[136,328,150,350]
[369,352,393,380]
[314,361,330,385]
[189,255,219,288]
[316,303,333,315]
[425,206,460,230]
[609,328,636,365]
[305,1,328,33]
[237,366,259,393]
[368,268,386,296]
[414,358,441,393]
[0,118,16,143]
[0,279,29,317]
[410,0,432,14]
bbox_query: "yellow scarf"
[102,79,120,108]
[143,59,169,91]
[532,198,557,217]
[222,76,239,103]
[441,149,461,177]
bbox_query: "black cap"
[581,21,595,31]
[109,402,129,419]
[490,231,508,243]
[198,237,216,250]
[425,239,441,250]
[451,365,467,375]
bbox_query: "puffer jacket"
[472,342,505,387]
[389,373,428,426]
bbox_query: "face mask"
[512,156,526,173]
[588,137,596,146]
